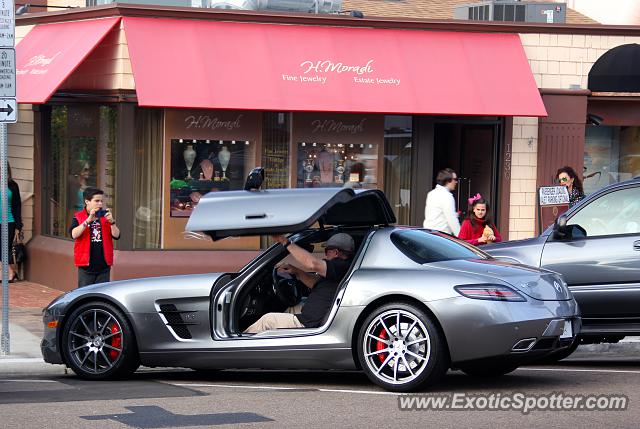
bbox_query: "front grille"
[159,304,195,339]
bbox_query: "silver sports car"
[42,188,580,392]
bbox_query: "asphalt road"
[1,359,639,429]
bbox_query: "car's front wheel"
[357,302,449,392]
[61,301,139,380]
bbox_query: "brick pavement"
[1,281,64,338]
[2,281,64,309]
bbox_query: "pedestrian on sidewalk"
[70,187,120,288]
[1,163,23,282]
[423,168,461,236]
[458,194,502,246]
[556,166,585,208]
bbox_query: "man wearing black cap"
[244,232,355,334]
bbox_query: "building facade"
[12,5,640,290]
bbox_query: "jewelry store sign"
[282,59,401,87]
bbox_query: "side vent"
[159,304,195,339]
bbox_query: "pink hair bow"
[468,193,482,205]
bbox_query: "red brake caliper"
[109,324,121,360]
[376,328,388,363]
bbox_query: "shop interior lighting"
[179,139,183,143]
[232,140,236,145]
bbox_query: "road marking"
[171,383,401,396]
[518,367,640,375]
[0,379,57,383]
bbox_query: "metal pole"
[0,122,9,355]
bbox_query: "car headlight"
[454,284,526,302]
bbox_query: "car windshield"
[391,229,490,264]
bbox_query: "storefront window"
[584,126,640,195]
[291,113,382,190]
[133,108,163,249]
[170,139,252,217]
[296,141,377,188]
[262,112,290,189]
[384,116,413,225]
[163,109,260,250]
[47,105,117,238]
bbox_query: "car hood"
[46,273,224,313]
[186,188,395,240]
[431,258,572,301]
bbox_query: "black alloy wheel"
[62,301,139,380]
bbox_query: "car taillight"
[454,284,525,302]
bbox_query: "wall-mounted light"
[587,114,603,126]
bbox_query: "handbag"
[11,230,26,265]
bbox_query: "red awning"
[16,17,121,104]
[123,17,546,116]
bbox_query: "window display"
[296,141,378,188]
[170,139,251,217]
[584,126,640,195]
[46,105,117,238]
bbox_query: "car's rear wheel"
[62,301,139,380]
[357,302,449,392]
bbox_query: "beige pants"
[244,303,305,334]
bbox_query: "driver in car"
[244,233,355,334]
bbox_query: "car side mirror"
[553,214,569,240]
[553,215,587,241]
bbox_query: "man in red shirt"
[70,187,120,288]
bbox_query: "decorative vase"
[183,144,196,180]
[304,158,315,183]
[335,159,345,184]
[218,146,231,180]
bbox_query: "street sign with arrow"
[0,98,15,122]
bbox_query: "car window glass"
[570,186,640,237]
[391,230,489,264]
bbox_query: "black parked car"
[486,177,640,359]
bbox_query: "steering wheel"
[272,266,303,307]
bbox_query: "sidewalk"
[0,281,66,375]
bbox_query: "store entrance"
[433,122,500,219]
